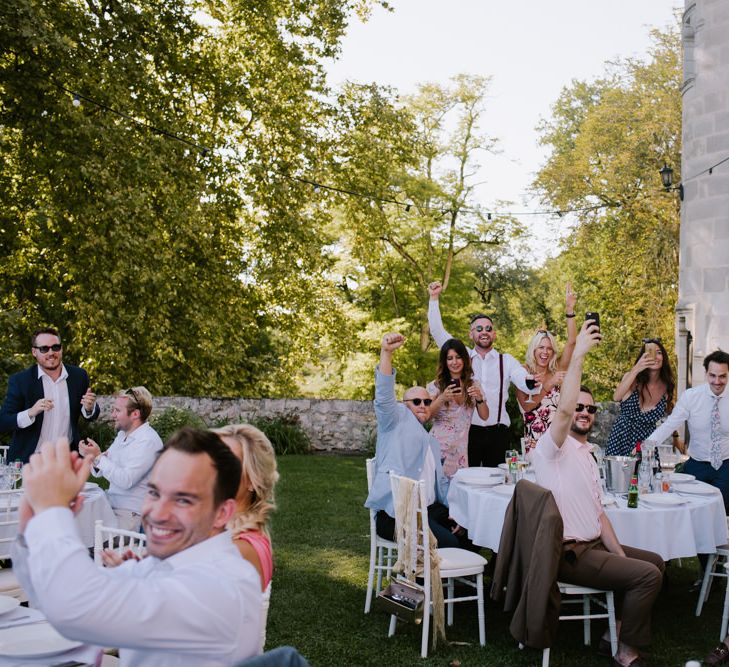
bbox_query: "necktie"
[710,395,722,470]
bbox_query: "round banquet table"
[0,483,118,549]
[447,477,728,561]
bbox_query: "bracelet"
[475,399,483,405]
[565,313,576,318]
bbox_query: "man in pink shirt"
[533,321,664,667]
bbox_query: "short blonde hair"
[212,423,279,535]
[524,331,559,374]
[118,386,153,422]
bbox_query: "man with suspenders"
[428,282,531,467]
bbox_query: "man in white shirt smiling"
[428,282,531,467]
[80,386,163,531]
[646,350,729,511]
[13,428,262,666]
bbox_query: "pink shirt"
[235,530,273,590]
[533,427,603,542]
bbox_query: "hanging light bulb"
[72,93,81,107]
[313,184,321,193]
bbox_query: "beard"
[570,422,592,437]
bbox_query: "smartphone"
[585,311,600,331]
[449,378,461,390]
[644,341,658,361]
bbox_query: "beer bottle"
[627,475,639,508]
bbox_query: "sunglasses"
[125,387,142,408]
[471,325,493,333]
[404,398,433,407]
[642,338,662,345]
[575,404,598,414]
[33,344,62,353]
[536,329,554,336]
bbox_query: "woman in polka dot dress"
[605,339,675,456]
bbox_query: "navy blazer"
[0,364,100,462]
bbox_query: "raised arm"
[375,333,405,433]
[558,282,578,370]
[427,282,452,348]
[550,321,602,448]
[612,355,652,401]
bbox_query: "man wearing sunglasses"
[365,333,464,548]
[428,282,532,467]
[0,328,99,463]
[533,321,664,667]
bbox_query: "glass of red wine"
[525,375,537,405]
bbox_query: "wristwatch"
[475,399,484,405]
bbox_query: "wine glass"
[525,375,537,405]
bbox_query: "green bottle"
[627,475,639,508]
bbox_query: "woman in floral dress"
[516,284,578,457]
[427,338,489,478]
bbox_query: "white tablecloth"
[0,485,118,549]
[447,479,729,561]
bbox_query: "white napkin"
[0,606,44,630]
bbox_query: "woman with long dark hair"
[427,338,488,477]
[605,338,675,456]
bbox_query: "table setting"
[448,461,729,561]
[0,596,100,666]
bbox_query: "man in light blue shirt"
[364,332,460,548]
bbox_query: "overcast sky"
[325,0,679,261]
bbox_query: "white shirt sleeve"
[97,437,162,490]
[22,508,259,658]
[504,354,531,393]
[427,299,452,348]
[16,409,35,429]
[646,391,691,444]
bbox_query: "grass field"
[265,454,724,666]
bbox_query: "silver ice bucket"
[604,456,637,493]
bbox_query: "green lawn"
[266,455,719,666]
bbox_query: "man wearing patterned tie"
[646,350,729,511]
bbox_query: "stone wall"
[96,395,621,453]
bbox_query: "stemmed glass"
[525,375,538,405]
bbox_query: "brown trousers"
[559,540,665,648]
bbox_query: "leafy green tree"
[533,26,681,398]
[0,0,379,396]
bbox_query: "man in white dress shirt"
[646,350,729,511]
[427,282,531,467]
[80,386,163,531]
[13,428,262,667]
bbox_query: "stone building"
[677,0,729,391]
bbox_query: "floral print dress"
[522,385,560,457]
[427,381,472,479]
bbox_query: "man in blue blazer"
[0,328,99,462]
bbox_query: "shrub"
[150,407,207,443]
[250,412,311,456]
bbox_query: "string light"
[33,75,695,220]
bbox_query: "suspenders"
[497,353,504,424]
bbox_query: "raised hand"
[428,282,443,300]
[574,320,602,358]
[381,333,406,353]
[81,389,97,413]
[565,282,577,312]
[23,438,93,514]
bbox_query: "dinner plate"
[639,493,686,507]
[601,496,618,507]
[669,473,695,482]
[455,468,504,484]
[83,482,99,491]
[0,597,19,616]
[672,482,718,496]
[0,622,81,658]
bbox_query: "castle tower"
[677,0,729,391]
